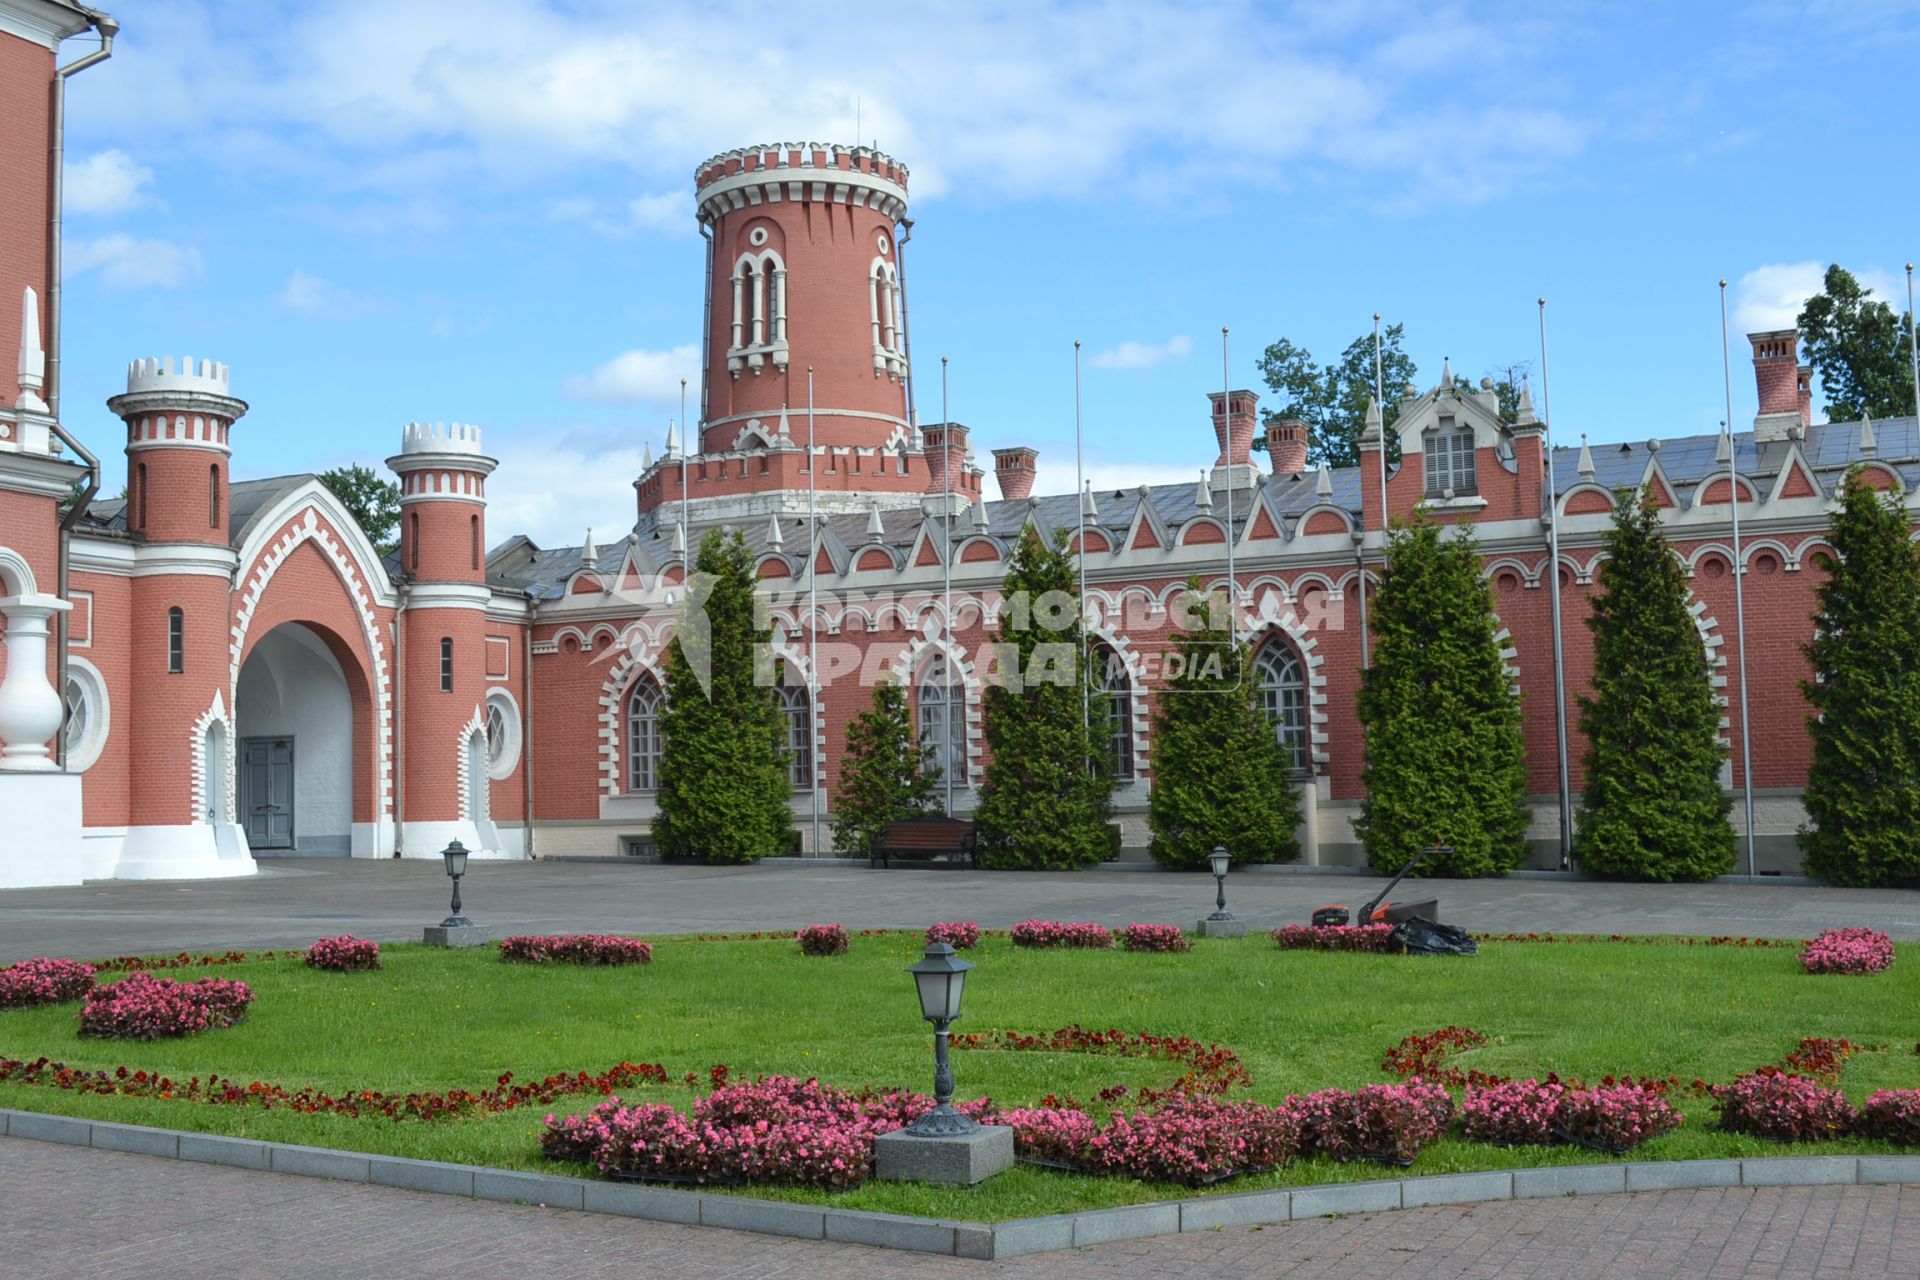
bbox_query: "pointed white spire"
[1516,376,1538,426]
[1715,429,1733,465]
[581,528,598,569]
[1861,409,1878,454]
[866,502,885,539]
[972,498,990,530]
[1362,395,1383,444]
[767,513,784,549]
[1081,480,1098,518]
[16,286,46,412]
[671,521,686,556]
[641,440,654,470]
[1577,433,1594,481]
[1194,469,1213,511]
[1315,461,1332,498]
[1441,356,1454,391]
[776,404,792,441]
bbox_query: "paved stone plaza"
[3,856,1920,963]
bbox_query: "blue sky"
[51,0,1919,546]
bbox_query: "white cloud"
[64,149,156,214]
[628,192,687,233]
[562,344,701,407]
[1731,260,1905,336]
[65,234,202,289]
[486,437,651,547]
[280,267,345,312]
[1088,335,1192,371]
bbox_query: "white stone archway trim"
[885,625,983,790]
[598,635,671,798]
[1244,603,1331,771]
[115,690,255,881]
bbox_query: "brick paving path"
[7,1139,1918,1279]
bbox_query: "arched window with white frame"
[916,654,963,786]
[778,678,812,791]
[1254,640,1309,773]
[626,674,665,792]
[1092,645,1133,780]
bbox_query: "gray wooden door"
[242,738,295,849]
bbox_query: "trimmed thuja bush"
[1801,468,1920,887]
[1146,579,1302,869]
[831,681,944,857]
[1356,517,1528,877]
[304,936,380,972]
[973,528,1115,869]
[77,973,253,1040]
[654,528,796,864]
[499,935,653,966]
[1798,927,1895,975]
[1576,488,1734,881]
[0,957,96,1009]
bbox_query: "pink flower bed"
[0,958,97,1010]
[925,921,982,950]
[1291,1079,1453,1164]
[499,934,653,966]
[1009,920,1114,950]
[1715,1068,1856,1142]
[1271,924,1398,954]
[304,935,381,973]
[1550,1081,1682,1154]
[998,1098,1298,1185]
[1461,1078,1567,1146]
[1856,1090,1920,1146]
[76,973,254,1040]
[1799,928,1895,976]
[1119,923,1191,953]
[796,924,850,957]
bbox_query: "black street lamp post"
[1207,845,1233,921]
[902,941,977,1137]
[440,839,473,928]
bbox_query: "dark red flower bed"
[1271,924,1397,953]
[950,1024,1251,1098]
[76,974,254,1041]
[499,934,653,966]
[795,924,850,957]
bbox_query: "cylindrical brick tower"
[387,422,504,858]
[107,356,254,878]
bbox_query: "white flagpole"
[678,378,689,573]
[1222,327,1236,643]
[1374,313,1388,528]
[1907,264,1918,423]
[942,355,955,815]
[807,366,820,859]
[1538,299,1573,871]
[1719,280,1758,877]
[1075,340,1090,760]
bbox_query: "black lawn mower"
[1309,844,1447,927]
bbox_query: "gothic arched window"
[779,680,813,791]
[917,654,963,785]
[627,675,665,791]
[1092,645,1133,780]
[1254,640,1308,772]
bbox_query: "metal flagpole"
[1538,299,1574,872]
[678,379,690,573]
[1222,328,1236,642]
[941,355,955,815]
[807,366,821,859]
[1907,265,1918,423]
[1075,341,1090,760]
[1719,280,1758,877]
[1374,313,1388,527]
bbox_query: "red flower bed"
[1291,1079,1453,1165]
[1381,1026,1500,1088]
[1119,923,1190,953]
[1462,1078,1567,1145]
[1551,1080,1682,1154]
[76,973,254,1041]
[925,921,981,949]
[795,924,850,957]
[304,936,380,973]
[951,1024,1250,1097]
[1799,928,1895,975]
[1009,920,1114,949]
[499,934,653,966]
[1271,924,1397,953]
[1714,1068,1856,1142]
[1856,1090,1920,1145]
[0,958,97,1010]
[1781,1037,1857,1083]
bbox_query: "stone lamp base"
[1195,916,1247,938]
[423,924,490,947]
[874,1124,1015,1185]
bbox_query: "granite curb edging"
[3,1111,1916,1261]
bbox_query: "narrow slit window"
[440,637,453,692]
[167,608,184,674]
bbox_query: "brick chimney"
[1208,389,1259,468]
[923,422,967,496]
[1266,417,1308,475]
[992,446,1037,502]
[1749,330,1807,444]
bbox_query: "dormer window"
[1425,420,1477,497]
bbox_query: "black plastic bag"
[1389,917,1478,957]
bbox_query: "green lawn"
[3,932,1918,1220]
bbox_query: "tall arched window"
[209,464,220,529]
[167,607,184,673]
[439,637,453,692]
[409,512,421,571]
[778,679,813,791]
[1092,646,1133,780]
[470,514,480,571]
[1254,641,1308,772]
[136,463,148,530]
[917,654,963,785]
[627,675,664,791]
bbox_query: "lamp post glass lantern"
[903,941,977,1137]
[1207,845,1234,921]
[440,839,473,928]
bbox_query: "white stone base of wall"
[115,822,257,880]
[0,771,85,889]
[398,819,523,860]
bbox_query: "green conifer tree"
[973,528,1115,869]
[831,680,943,856]
[1147,580,1302,867]
[653,529,795,862]
[1800,469,1920,886]
[1576,489,1734,880]
[1355,517,1528,877]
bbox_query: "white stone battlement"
[400,421,486,455]
[125,356,231,397]
[696,142,910,190]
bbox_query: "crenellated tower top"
[693,142,909,225]
[397,421,489,458]
[124,355,232,398]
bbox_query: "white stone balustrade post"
[0,594,72,771]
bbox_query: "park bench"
[870,816,979,869]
